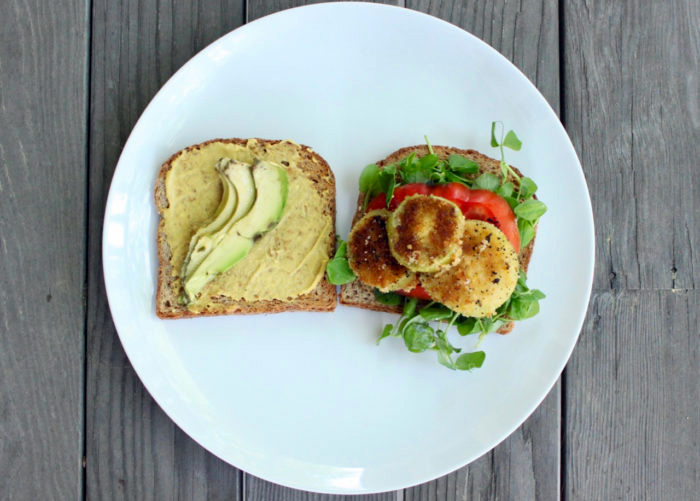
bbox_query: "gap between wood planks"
[82,0,94,499]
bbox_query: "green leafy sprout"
[325,238,355,285]
[374,269,545,370]
[491,121,522,182]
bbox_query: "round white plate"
[103,2,594,494]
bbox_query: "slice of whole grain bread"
[155,138,336,318]
[339,145,537,334]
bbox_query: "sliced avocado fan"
[182,159,288,303]
[181,158,256,281]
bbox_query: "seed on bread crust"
[387,195,465,273]
[420,220,519,317]
[347,210,418,292]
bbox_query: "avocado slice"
[183,160,288,302]
[181,159,256,281]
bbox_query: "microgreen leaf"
[359,163,381,210]
[496,182,514,198]
[377,324,394,344]
[490,121,500,147]
[403,322,435,353]
[517,218,535,249]
[325,259,355,285]
[430,170,448,184]
[325,240,356,285]
[418,153,439,171]
[359,164,379,193]
[377,165,397,207]
[504,196,519,209]
[435,328,460,354]
[455,351,486,370]
[457,317,480,336]
[448,154,479,174]
[491,122,522,182]
[507,297,541,320]
[514,200,547,221]
[402,297,418,318]
[474,172,500,191]
[437,350,457,369]
[374,290,403,306]
[400,153,432,184]
[419,305,453,322]
[518,177,537,199]
[444,172,470,185]
[503,130,522,151]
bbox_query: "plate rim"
[102,2,595,494]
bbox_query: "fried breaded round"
[387,195,465,273]
[347,210,418,293]
[420,220,519,317]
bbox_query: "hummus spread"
[162,139,331,308]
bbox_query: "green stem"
[424,135,435,155]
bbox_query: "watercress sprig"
[375,291,486,371]
[374,269,545,371]
[488,121,547,249]
[490,121,523,182]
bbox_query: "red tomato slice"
[391,183,432,209]
[366,193,387,211]
[431,182,471,204]
[365,183,431,212]
[460,202,496,222]
[398,284,432,300]
[464,189,520,251]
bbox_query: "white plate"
[103,2,594,494]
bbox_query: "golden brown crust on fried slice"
[420,220,519,318]
[347,210,418,293]
[387,194,465,273]
[155,138,336,318]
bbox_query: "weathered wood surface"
[2,0,698,499]
[561,0,700,499]
[562,0,700,291]
[86,1,244,499]
[247,0,397,22]
[0,0,88,499]
[565,290,699,500]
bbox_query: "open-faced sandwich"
[327,125,546,370]
[155,138,336,318]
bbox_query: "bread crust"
[155,138,336,318]
[340,145,538,334]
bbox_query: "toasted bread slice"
[155,138,336,318]
[340,145,537,334]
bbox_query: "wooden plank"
[562,0,700,290]
[86,1,245,499]
[404,1,561,499]
[565,290,699,500]
[247,0,397,22]
[243,481,399,501]
[0,0,88,499]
